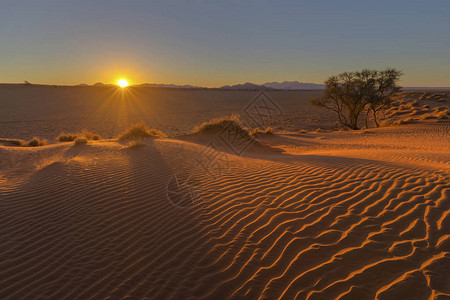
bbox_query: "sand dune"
[0,120,448,299]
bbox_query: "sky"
[1,0,449,87]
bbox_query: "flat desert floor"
[0,86,449,299]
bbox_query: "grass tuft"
[27,137,47,147]
[82,130,101,140]
[74,137,88,145]
[251,126,274,136]
[6,139,26,147]
[57,133,78,142]
[194,115,250,137]
[118,122,166,141]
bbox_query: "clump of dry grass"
[57,133,78,142]
[118,122,166,141]
[57,131,101,142]
[74,137,88,145]
[82,131,101,140]
[5,139,26,147]
[27,137,47,147]
[194,115,250,137]
[251,126,274,136]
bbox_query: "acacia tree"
[311,69,402,130]
[365,69,403,127]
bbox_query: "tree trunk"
[364,109,370,128]
[372,109,380,127]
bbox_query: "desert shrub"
[74,137,88,145]
[6,139,26,147]
[57,131,101,142]
[57,133,78,142]
[119,122,166,141]
[195,115,250,137]
[27,137,47,147]
[82,130,101,140]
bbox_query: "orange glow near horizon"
[118,79,129,88]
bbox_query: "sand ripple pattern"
[0,141,449,300]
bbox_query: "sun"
[118,79,128,88]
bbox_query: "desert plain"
[0,85,449,299]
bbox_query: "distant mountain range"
[262,81,325,90]
[135,83,204,89]
[76,81,325,90]
[220,82,272,90]
[220,81,325,90]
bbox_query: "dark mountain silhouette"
[263,81,324,90]
[135,83,204,89]
[220,81,324,90]
[220,82,272,90]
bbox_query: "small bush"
[57,133,78,142]
[28,137,47,147]
[57,131,101,142]
[194,115,250,137]
[82,130,101,140]
[7,139,26,147]
[74,137,88,145]
[119,122,166,141]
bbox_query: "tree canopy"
[310,69,402,129]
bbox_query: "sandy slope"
[0,123,449,299]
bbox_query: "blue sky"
[1,0,449,86]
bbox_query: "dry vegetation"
[194,115,251,137]
[27,137,47,147]
[57,131,101,142]
[250,126,274,136]
[118,122,166,141]
[74,137,88,145]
